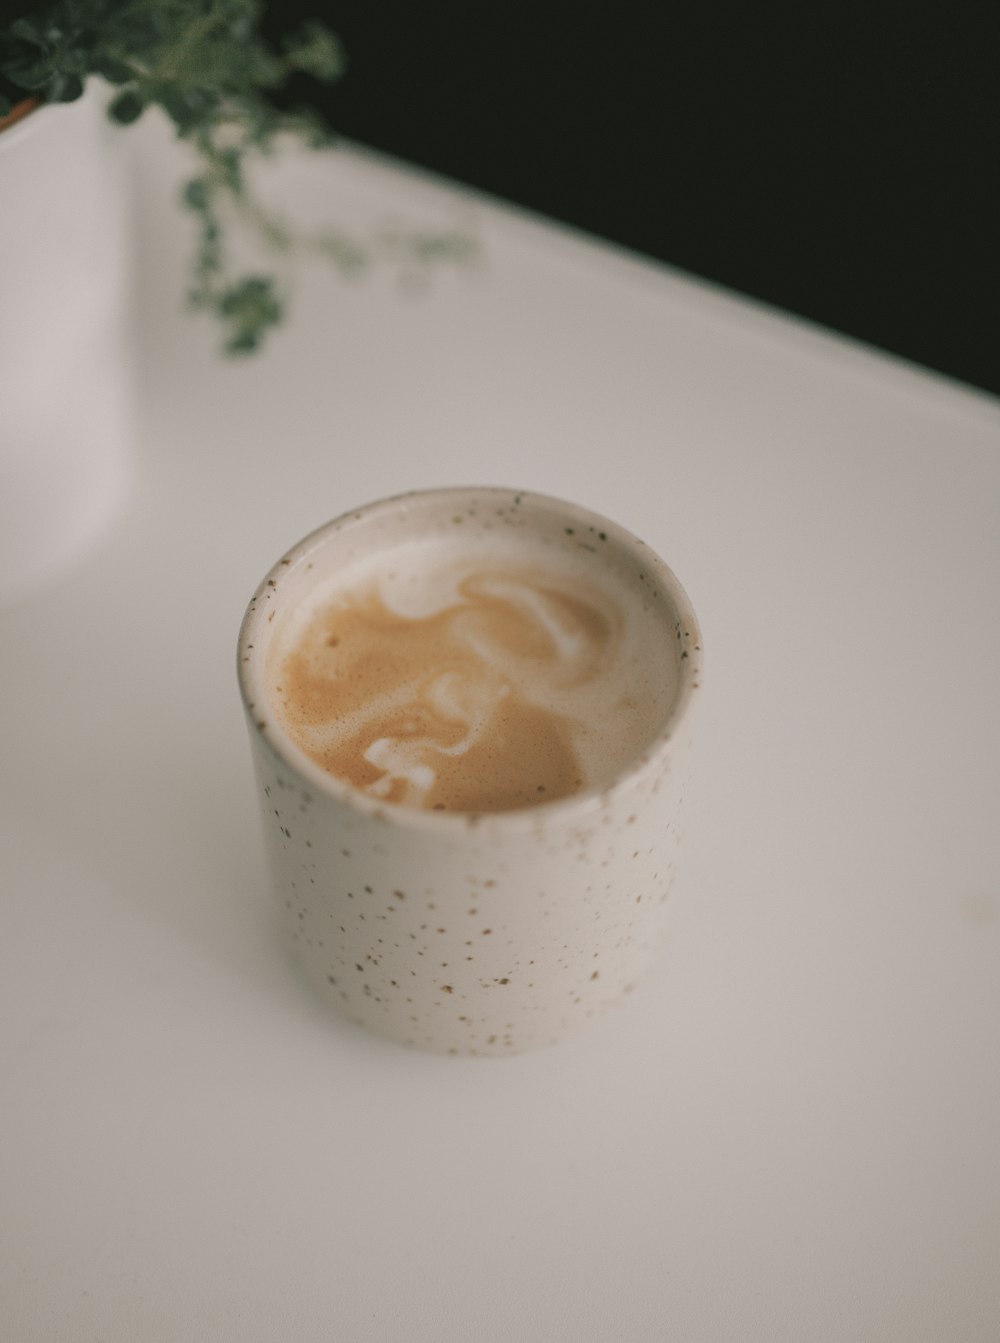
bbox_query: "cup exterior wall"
[245,709,691,1055]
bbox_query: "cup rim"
[237,485,702,833]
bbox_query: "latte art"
[268,540,677,813]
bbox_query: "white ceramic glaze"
[238,487,702,1054]
[0,81,134,601]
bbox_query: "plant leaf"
[108,87,144,123]
[45,70,84,102]
[283,21,346,83]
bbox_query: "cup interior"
[238,486,702,824]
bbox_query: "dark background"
[265,2,998,397]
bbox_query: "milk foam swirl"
[269,541,675,813]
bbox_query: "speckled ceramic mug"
[237,487,702,1054]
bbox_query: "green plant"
[1,2,473,353]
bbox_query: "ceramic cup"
[237,487,702,1054]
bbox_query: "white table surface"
[2,111,999,1343]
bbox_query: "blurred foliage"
[1,2,473,353]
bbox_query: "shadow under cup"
[237,487,702,1055]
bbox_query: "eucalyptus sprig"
[1,1,467,354]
